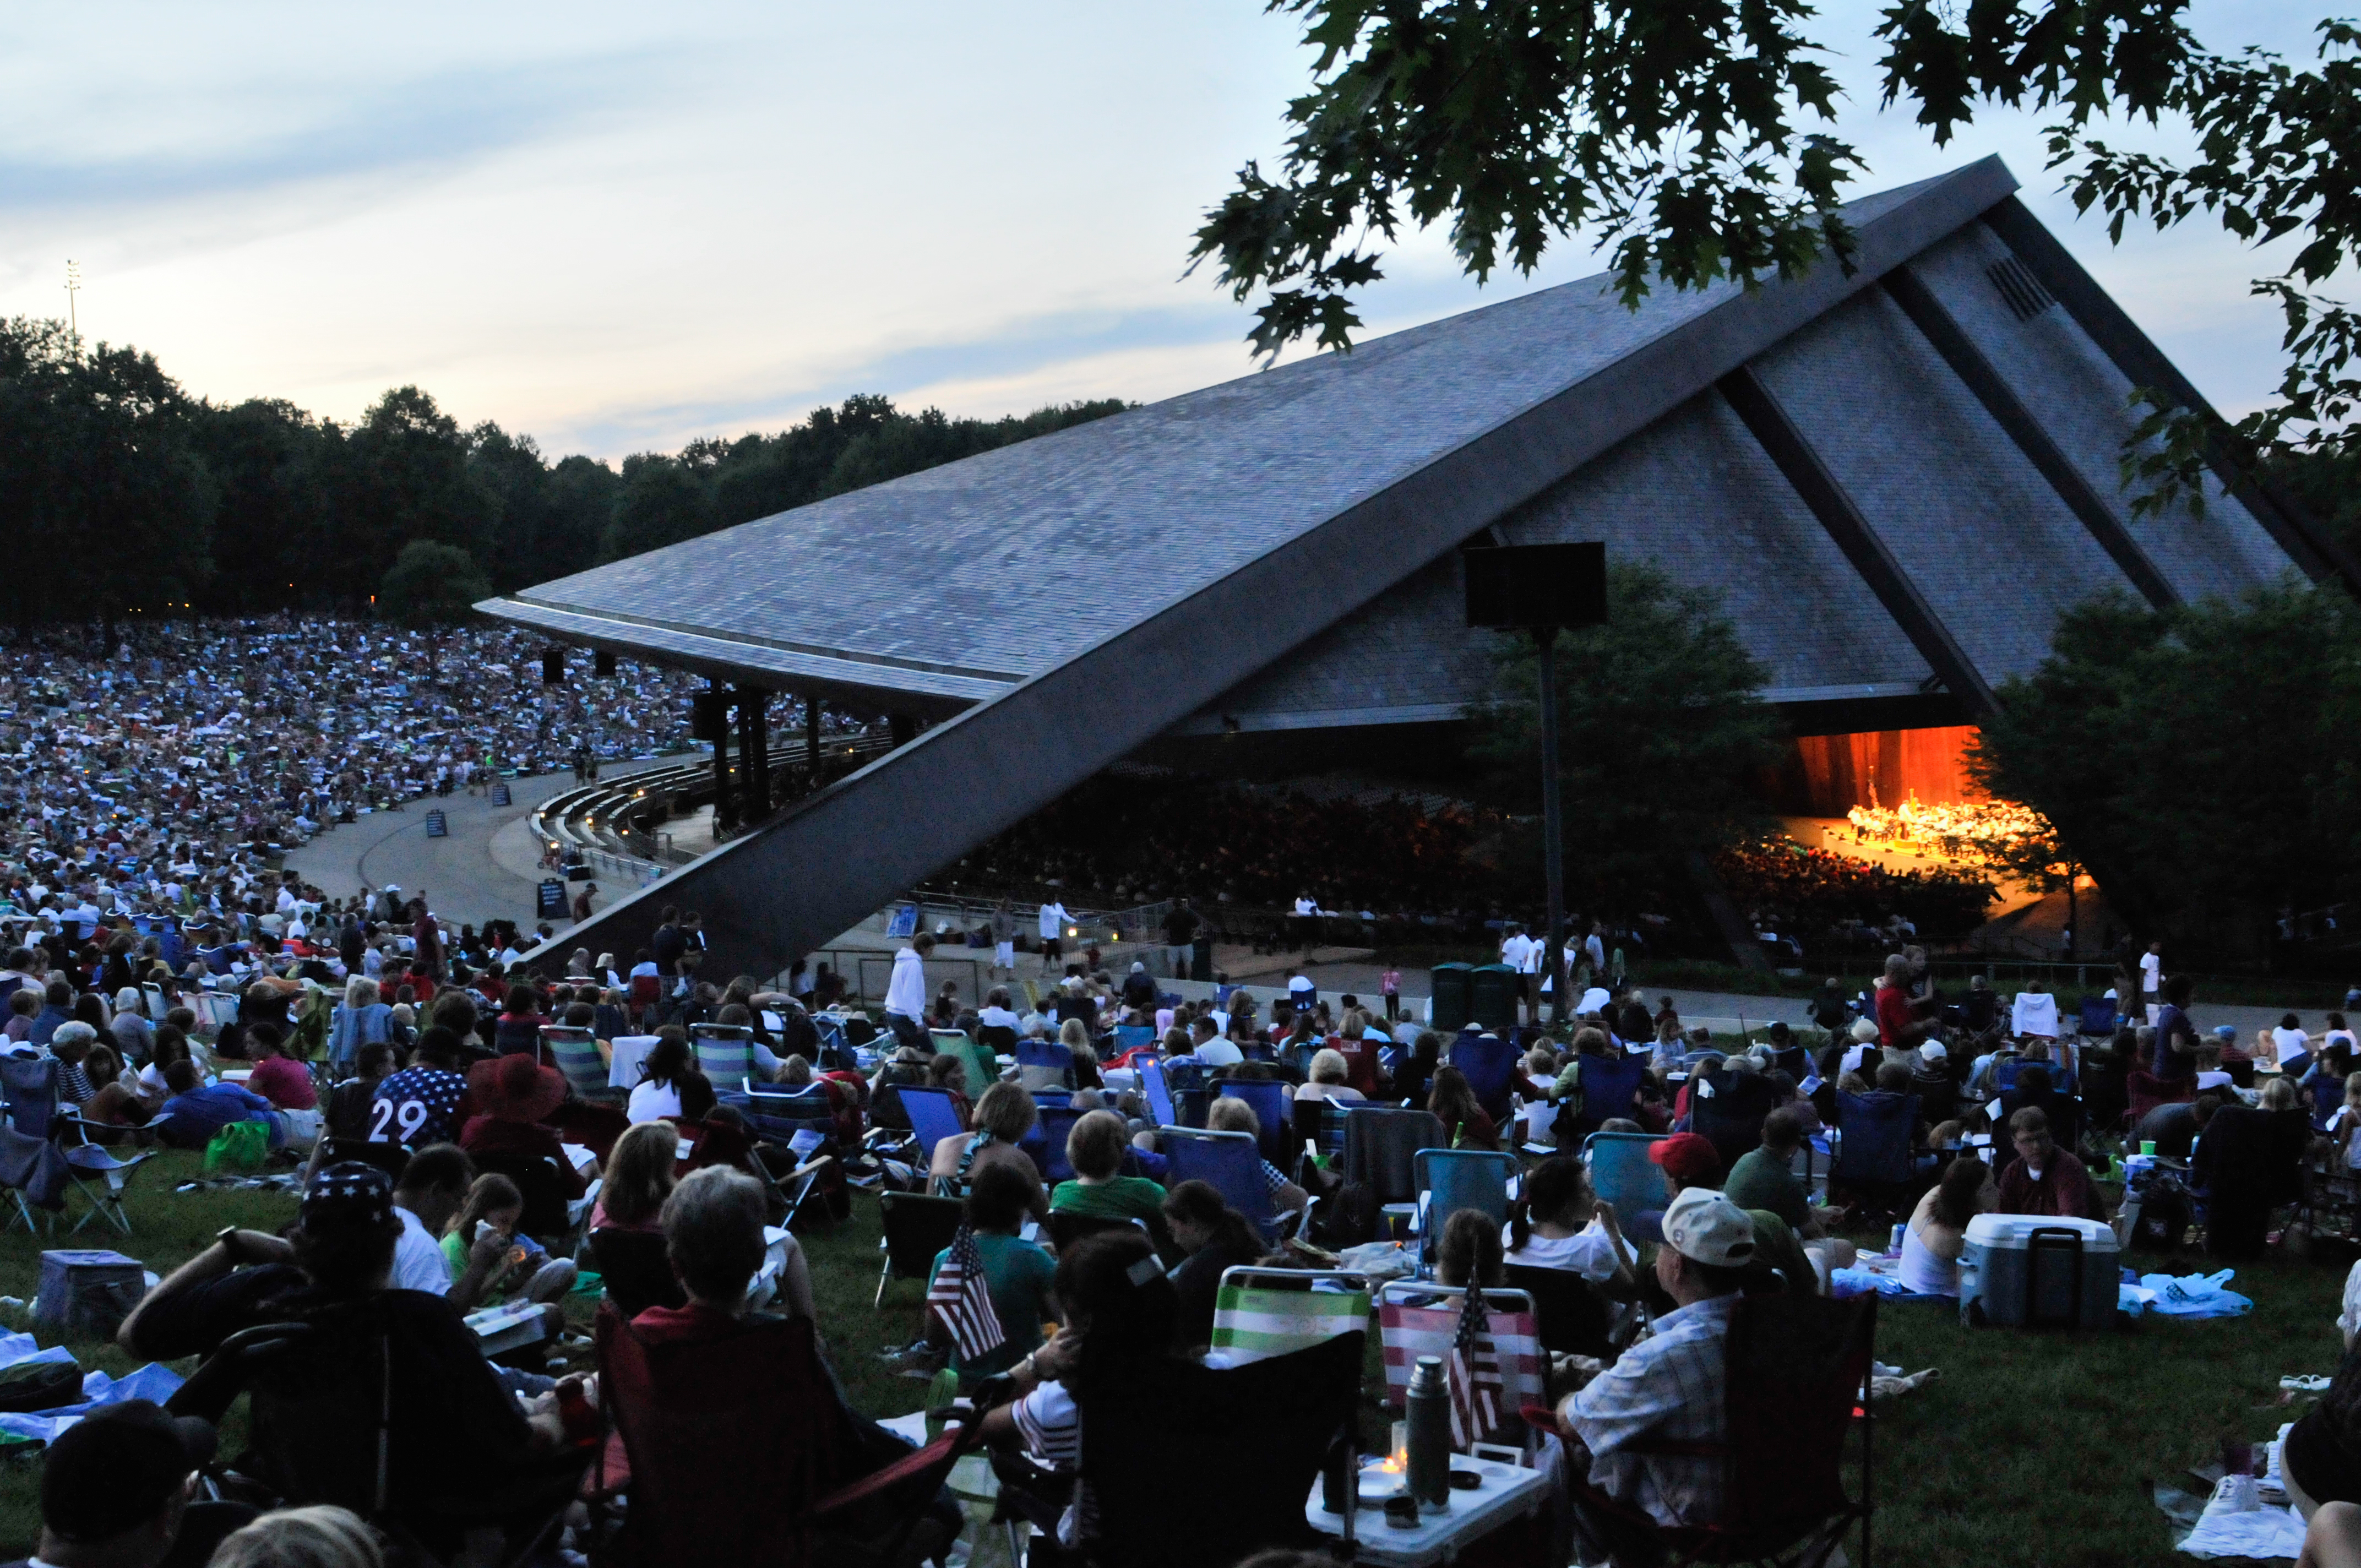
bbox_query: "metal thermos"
[1406,1354,1452,1511]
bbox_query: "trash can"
[1470,963,1519,1034]
[1192,936,1214,983]
[1429,963,1473,1032]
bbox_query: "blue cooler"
[1957,1214,2118,1330]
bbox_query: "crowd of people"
[1714,835,2000,951]
[1843,794,2051,868]
[16,874,2361,1565]
[0,618,705,948]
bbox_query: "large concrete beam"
[547,161,2024,981]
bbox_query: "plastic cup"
[2141,1140,2157,1155]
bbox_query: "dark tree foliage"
[0,315,1128,624]
[1464,563,1787,900]
[1198,3,2358,507]
[1967,585,2361,958]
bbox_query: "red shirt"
[1875,983,1918,1049]
[247,1055,317,1110]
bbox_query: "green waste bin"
[1192,936,1214,983]
[1470,963,1518,1034]
[1429,962,1473,1032]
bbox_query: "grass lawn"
[0,1155,2343,1565]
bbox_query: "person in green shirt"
[926,1161,1059,1380]
[1722,1108,1818,1233]
[1050,1109,1166,1221]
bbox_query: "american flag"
[926,1224,1006,1362]
[1446,1289,1502,1448]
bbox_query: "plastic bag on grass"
[2135,1270,2253,1319]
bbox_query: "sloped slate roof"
[486,171,1979,707]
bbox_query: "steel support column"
[1880,264,2179,609]
[1717,366,1999,719]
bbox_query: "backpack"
[0,1357,81,1413]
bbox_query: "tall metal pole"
[1537,627,1568,1032]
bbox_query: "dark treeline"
[0,316,1128,628]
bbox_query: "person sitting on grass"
[1435,1207,1504,1290]
[1721,1108,1820,1232]
[1052,1110,1167,1221]
[79,1044,159,1141]
[153,1059,279,1151]
[244,1025,318,1113]
[118,1163,583,1533]
[1162,1179,1267,1350]
[1553,1188,1759,1546]
[440,1172,578,1308]
[1504,1155,1639,1305]
[586,1121,678,1237]
[1202,1096,1319,1212]
[931,1082,1049,1216]
[894,1159,1058,1382]
[1996,1107,2106,1221]
[1898,1153,1996,1297]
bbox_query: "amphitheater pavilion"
[481,155,2345,981]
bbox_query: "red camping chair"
[593,1302,971,1567]
[2124,1068,2192,1130]
[627,974,662,1029]
[1542,1293,1876,1568]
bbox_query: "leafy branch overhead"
[1194,2,2358,510]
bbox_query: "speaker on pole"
[594,649,616,678]
[541,649,564,685]
[1462,541,1607,630]
[692,691,731,743]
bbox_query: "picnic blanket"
[0,1330,184,1445]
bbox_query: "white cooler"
[1957,1214,2118,1330]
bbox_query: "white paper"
[560,1143,596,1172]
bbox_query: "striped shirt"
[1566,1293,1736,1528]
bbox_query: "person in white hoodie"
[884,932,935,1051]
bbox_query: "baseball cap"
[1920,1041,1949,1063]
[1661,1188,1758,1268]
[300,1162,396,1237]
[41,1400,214,1543]
[1648,1132,1723,1186]
[2213,1025,2239,1042]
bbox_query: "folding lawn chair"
[1559,1052,1650,1148]
[1137,1058,1178,1128]
[874,1190,964,1309]
[1377,1280,1544,1451]
[1162,1125,1280,1239]
[689,1023,758,1090]
[542,1027,619,1104]
[1584,1130,1664,1222]
[1209,1265,1370,1364]
[1215,1079,1292,1167]
[1413,1145,1520,1268]
[896,1087,967,1174]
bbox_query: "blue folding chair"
[1413,1147,1519,1267]
[2077,997,2119,1037]
[896,1086,967,1169]
[1216,1080,1292,1167]
[1015,1036,1071,1090]
[1162,1126,1279,1239]
[542,1027,618,1104]
[1832,1090,1921,1200]
[810,1014,852,1071]
[1449,1033,1520,1121]
[1031,1106,1085,1183]
[1560,1054,1650,1147]
[1138,1059,1177,1128]
[1582,1131,1664,1222]
[1113,1024,1156,1055]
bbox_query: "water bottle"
[1889,1223,1906,1256]
[1406,1355,1452,1512]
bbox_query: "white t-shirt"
[1039,904,1069,940]
[394,1206,452,1295]
[2140,952,2161,995]
[1197,1041,1244,1068]
[1500,934,1536,973]
[628,1080,684,1121]
[2274,1027,2313,1065]
[978,1006,1024,1033]
[1501,1218,1631,1283]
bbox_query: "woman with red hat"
[459,1053,587,1197]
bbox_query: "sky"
[0,1,2335,461]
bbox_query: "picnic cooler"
[1958,1214,2117,1330]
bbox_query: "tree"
[1465,562,1786,900]
[193,399,329,612]
[1193,3,2359,504]
[320,386,497,606]
[379,539,493,629]
[1967,586,2361,959]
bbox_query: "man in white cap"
[1557,1186,1758,1537]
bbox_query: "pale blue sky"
[0,1,2331,460]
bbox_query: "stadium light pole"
[1464,542,1607,1037]
[63,260,80,344]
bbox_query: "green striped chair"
[1210,1266,1370,1365]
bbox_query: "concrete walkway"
[282,757,678,930]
